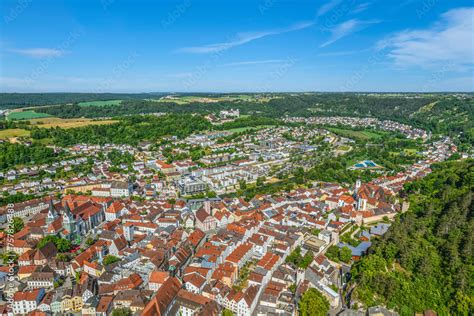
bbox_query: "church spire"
[46,198,58,225]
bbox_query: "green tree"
[37,235,72,252]
[298,288,330,316]
[85,236,96,246]
[103,255,121,265]
[221,309,234,316]
[1,251,19,264]
[111,308,132,316]
[289,283,297,294]
[325,245,340,262]
[12,217,24,233]
[339,246,352,263]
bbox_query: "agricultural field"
[7,110,52,120]
[151,96,221,104]
[149,94,278,105]
[0,128,30,140]
[28,117,118,129]
[78,100,122,106]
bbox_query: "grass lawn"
[7,110,52,120]
[0,128,30,139]
[337,145,351,151]
[78,100,122,106]
[389,148,420,157]
[226,125,275,133]
[28,117,118,129]
[328,127,386,141]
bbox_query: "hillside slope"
[350,159,474,315]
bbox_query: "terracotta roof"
[96,295,113,313]
[149,271,169,284]
[142,277,182,316]
[106,201,125,214]
[13,289,42,301]
[183,273,206,289]
[195,208,212,223]
[114,273,143,290]
[18,265,40,275]
[176,289,210,305]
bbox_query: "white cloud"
[178,21,314,54]
[317,48,371,56]
[9,48,66,58]
[320,19,380,47]
[379,7,474,69]
[351,2,371,14]
[219,59,286,67]
[317,0,343,18]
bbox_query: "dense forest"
[28,115,282,147]
[350,159,473,315]
[30,114,212,146]
[0,142,60,170]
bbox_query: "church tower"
[46,198,58,226]
[62,203,76,237]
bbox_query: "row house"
[12,289,45,315]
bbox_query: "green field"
[226,125,275,133]
[0,128,30,139]
[7,111,52,120]
[78,100,122,106]
[337,145,351,151]
[328,127,386,141]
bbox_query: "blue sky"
[1,0,473,92]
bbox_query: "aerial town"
[0,108,461,316]
[1,0,473,315]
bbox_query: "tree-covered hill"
[30,114,212,146]
[350,159,474,315]
[31,93,473,141]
